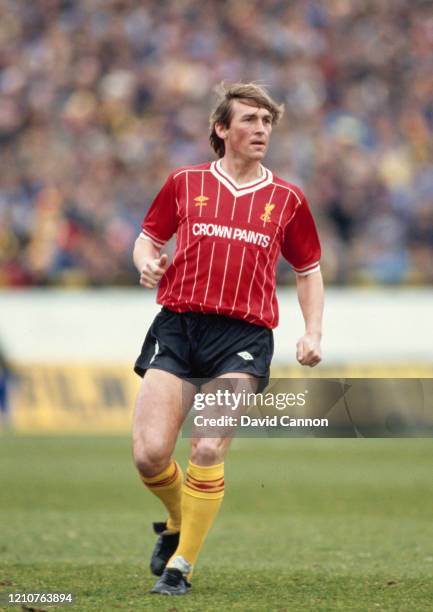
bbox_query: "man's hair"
[209,82,284,158]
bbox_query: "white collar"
[210,159,273,197]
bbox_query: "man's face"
[216,99,273,162]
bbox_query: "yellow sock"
[168,461,224,572]
[140,460,183,532]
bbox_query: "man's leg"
[132,369,195,574]
[160,374,256,584]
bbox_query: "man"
[132,83,323,595]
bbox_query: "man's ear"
[214,122,227,140]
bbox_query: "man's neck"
[219,157,263,185]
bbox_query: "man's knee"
[133,443,171,478]
[190,438,227,466]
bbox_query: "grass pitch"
[1,435,433,611]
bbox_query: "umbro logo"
[237,351,254,361]
[194,195,209,206]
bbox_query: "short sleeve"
[140,174,178,247]
[281,194,321,276]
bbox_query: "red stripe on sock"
[187,473,224,485]
[185,476,225,492]
[146,463,178,488]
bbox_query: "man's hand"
[296,332,322,367]
[139,254,168,288]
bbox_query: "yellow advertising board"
[12,364,140,432]
[7,363,433,433]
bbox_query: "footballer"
[132,83,324,595]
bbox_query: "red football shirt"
[140,160,321,329]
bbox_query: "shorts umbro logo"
[237,351,254,361]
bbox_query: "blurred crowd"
[1,0,432,287]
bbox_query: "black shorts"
[134,307,273,392]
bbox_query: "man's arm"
[295,269,324,367]
[133,236,168,289]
